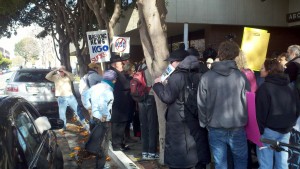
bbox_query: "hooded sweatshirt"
[256,74,299,134]
[197,60,250,128]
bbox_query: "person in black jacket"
[153,48,198,169]
[256,59,300,168]
[109,54,131,151]
[285,45,300,83]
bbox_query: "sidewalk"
[55,121,167,169]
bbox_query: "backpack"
[79,73,91,94]
[130,66,151,102]
[183,70,201,121]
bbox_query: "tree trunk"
[137,0,169,164]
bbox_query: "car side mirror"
[48,118,64,130]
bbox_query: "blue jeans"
[208,127,248,169]
[57,95,85,128]
[257,128,290,169]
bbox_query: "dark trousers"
[111,122,127,148]
[138,95,158,154]
[96,122,110,169]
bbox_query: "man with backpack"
[131,61,159,160]
[80,62,102,111]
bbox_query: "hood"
[211,60,238,76]
[265,73,290,86]
[177,55,200,70]
[88,70,98,74]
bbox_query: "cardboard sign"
[87,30,111,62]
[112,37,130,53]
[161,64,175,82]
[241,27,270,71]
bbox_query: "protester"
[88,70,117,169]
[110,54,131,151]
[277,52,288,69]
[137,61,159,160]
[256,59,299,168]
[153,48,198,169]
[80,62,102,112]
[197,40,250,168]
[206,58,214,69]
[285,45,300,83]
[122,57,138,144]
[186,48,211,168]
[235,51,258,169]
[45,65,89,133]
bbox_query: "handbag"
[85,122,108,155]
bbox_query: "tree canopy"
[0,52,12,68]
[14,37,40,65]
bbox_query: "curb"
[108,141,141,169]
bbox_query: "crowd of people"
[46,41,300,169]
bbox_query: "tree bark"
[137,0,169,164]
[86,0,121,42]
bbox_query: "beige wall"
[167,0,288,26]
[288,0,300,26]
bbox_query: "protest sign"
[161,64,175,82]
[112,36,130,53]
[241,27,270,71]
[87,30,110,62]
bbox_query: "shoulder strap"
[84,73,91,88]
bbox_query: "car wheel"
[52,145,64,169]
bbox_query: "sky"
[0,25,40,58]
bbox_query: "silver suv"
[4,69,58,116]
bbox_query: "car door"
[13,102,52,169]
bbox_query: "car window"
[14,71,51,83]
[14,106,41,163]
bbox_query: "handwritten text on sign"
[87,30,111,62]
[112,37,130,53]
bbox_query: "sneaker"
[142,152,148,160]
[80,120,90,133]
[103,163,110,169]
[147,153,159,160]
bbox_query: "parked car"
[4,69,58,117]
[0,96,64,169]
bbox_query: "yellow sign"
[241,27,270,71]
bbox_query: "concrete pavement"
[55,122,142,169]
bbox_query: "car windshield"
[14,71,51,83]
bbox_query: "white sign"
[161,64,175,82]
[87,30,111,62]
[112,36,130,53]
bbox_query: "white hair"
[288,45,300,57]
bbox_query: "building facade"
[114,0,300,61]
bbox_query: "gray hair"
[288,45,300,57]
